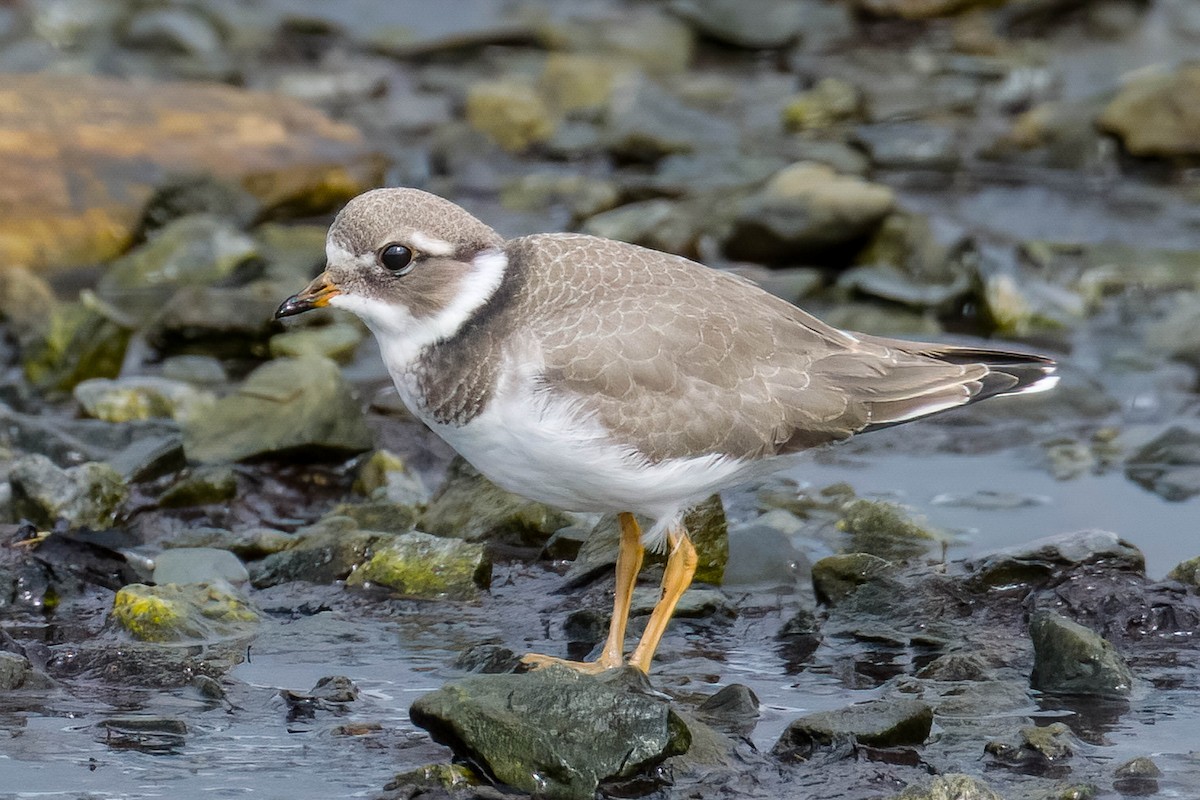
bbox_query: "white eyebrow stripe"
[410,231,456,258]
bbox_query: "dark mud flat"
[4,0,1200,798]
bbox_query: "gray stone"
[248,518,392,588]
[74,376,215,424]
[152,547,249,586]
[836,498,940,561]
[353,449,428,507]
[723,514,807,587]
[0,651,34,690]
[158,465,237,508]
[892,774,1002,800]
[1029,611,1133,698]
[1125,426,1200,502]
[183,356,373,463]
[605,78,738,163]
[772,697,932,760]
[723,162,894,263]
[420,457,572,547]
[854,122,960,171]
[464,80,556,153]
[269,322,364,363]
[160,355,227,386]
[1167,555,1200,590]
[697,684,759,722]
[9,454,128,530]
[985,722,1075,768]
[838,264,971,311]
[121,7,225,56]
[145,284,281,360]
[916,653,992,682]
[345,531,491,600]
[968,530,1145,588]
[108,434,187,483]
[782,78,862,131]
[409,666,690,800]
[670,0,804,48]
[811,553,894,606]
[631,587,735,619]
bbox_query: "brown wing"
[509,234,1052,464]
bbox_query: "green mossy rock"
[111,583,259,643]
[346,531,490,600]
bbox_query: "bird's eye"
[378,243,414,273]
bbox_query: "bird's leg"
[627,523,697,674]
[520,511,644,674]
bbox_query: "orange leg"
[521,512,644,674]
[627,524,697,674]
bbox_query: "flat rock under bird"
[276,187,1058,674]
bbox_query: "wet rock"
[327,501,418,536]
[111,583,260,643]
[158,465,238,508]
[420,457,572,547]
[811,553,894,606]
[268,321,364,363]
[169,526,293,561]
[916,653,992,682]
[782,78,863,131]
[384,763,482,794]
[1113,756,1161,795]
[723,162,894,263]
[48,638,245,687]
[670,0,805,49]
[723,511,807,587]
[567,495,728,585]
[9,454,128,530]
[837,499,940,561]
[501,173,620,220]
[0,651,53,690]
[353,449,428,507]
[0,266,57,345]
[967,530,1145,588]
[145,283,284,359]
[22,294,133,393]
[409,666,690,800]
[0,73,380,273]
[1029,611,1133,698]
[1124,426,1200,502]
[631,587,735,619]
[1097,63,1200,158]
[1167,555,1200,590]
[772,697,933,761]
[696,684,759,733]
[248,518,391,587]
[96,715,188,753]
[74,377,215,424]
[854,122,960,171]
[152,547,249,587]
[136,175,261,238]
[465,80,556,153]
[453,644,523,675]
[345,531,491,600]
[96,215,258,323]
[985,722,1075,770]
[541,525,591,561]
[892,774,1003,800]
[605,78,738,163]
[183,356,373,464]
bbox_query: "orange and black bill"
[275,272,340,319]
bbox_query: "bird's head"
[274,188,506,341]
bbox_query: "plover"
[276,188,1057,674]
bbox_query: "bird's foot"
[519,652,623,675]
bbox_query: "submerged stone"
[772,697,933,761]
[111,582,260,643]
[1029,611,1133,698]
[1125,426,1200,502]
[345,531,491,600]
[9,454,128,530]
[985,722,1075,769]
[420,456,572,547]
[182,356,373,463]
[409,666,690,800]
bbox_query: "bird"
[275,187,1057,675]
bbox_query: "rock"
[0,72,381,273]
[384,763,481,793]
[892,774,1003,800]
[723,162,894,263]
[22,294,133,393]
[967,530,1145,588]
[916,653,992,682]
[836,499,940,561]
[581,199,696,254]
[248,518,392,588]
[1029,611,1133,698]
[1144,292,1200,369]
[9,454,128,530]
[0,651,53,690]
[604,78,738,163]
[541,525,591,561]
[120,6,225,56]
[782,78,863,131]
[95,215,258,323]
[420,457,572,547]
[0,266,57,345]
[851,0,996,20]
[1113,755,1162,795]
[152,547,249,586]
[772,697,933,760]
[465,80,556,153]
[327,501,418,536]
[409,666,690,800]
[160,355,228,386]
[538,54,620,116]
[453,644,523,675]
[985,100,1111,170]
[631,587,734,619]
[353,449,429,507]
[696,684,759,731]
[1097,64,1200,158]
[158,465,238,508]
[723,512,807,587]
[539,8,694,76]
[145,283,285,359]
[136,175,261,238]
[1125,426,1200,502]
[182,356,373,463]
[108,434,187,483]
[854,122,960,171]
[73,377,215,424]
[1167,555,1200,590]
[567,495,728,585]
[811,553,894,606]
[169,526,293,561]
[670,0,805,49]
[345,531,491,600]
[111,583,259,643]
[268,322,365,363]
[501,173,620,220]
[95,715,188,752]
[985,722,1075,769]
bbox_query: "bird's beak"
[275,271,341,319]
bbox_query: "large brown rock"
[1097,64,1200,158]
[0,73,383,273]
